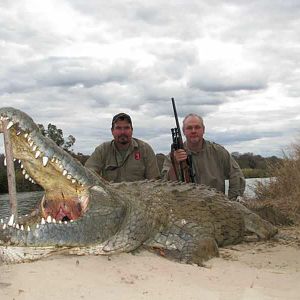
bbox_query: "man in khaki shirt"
[85,113,160,182]
[162,113,245,200]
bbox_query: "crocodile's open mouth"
[0,107,93,224]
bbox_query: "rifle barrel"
[171,98,182,137]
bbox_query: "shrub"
[254,141,300,219]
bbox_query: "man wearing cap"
[85,113,160,182]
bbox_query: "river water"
[225,177,270,198]
[0,191,43,219]
[0,178,270,219]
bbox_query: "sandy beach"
[0,225,299,300]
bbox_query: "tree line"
[231,152,281,178]
[0,124,282,194]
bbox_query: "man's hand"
[174,149,188,162]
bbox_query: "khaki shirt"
[162,139,245,199]
[85,138,160,182]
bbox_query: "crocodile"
[0,107,277,265]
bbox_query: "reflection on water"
[0,191,44,219]
[0,178,271,219]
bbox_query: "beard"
[117,135,130,145]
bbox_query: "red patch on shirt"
[134,152,141,160]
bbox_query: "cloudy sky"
[1,0,300,157]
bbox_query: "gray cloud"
[0,57,134,92]
[188,66,267,92]
[1,0,300,158]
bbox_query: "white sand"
[1,225,299,300]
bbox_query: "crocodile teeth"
[21,225,24,231]
[16,224,20,229]
[3,158,6,166]
[32,145,37,151]
[41,156,48,166]
[6,121,14,129]
[16,131,21,135]
[63,170,68,176]
[8,214,14,226]
[36,224,39,229]
[24,133,28,138]
[71,179,76,184]
[46,216,52,223]
[27,226,31,232]
[0,219,3,224]
[35,150,41,158]
[3,224,6,230]
[25,174,29,179]
[41,218,46,225]
[29,141,34,147]
[22,169,26,175]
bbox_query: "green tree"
[37,123,76,152]
[0,168,8,193]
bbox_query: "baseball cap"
[112,113,132,127]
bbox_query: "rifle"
[170,98,195,183]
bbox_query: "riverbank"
[1,224,299,300]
